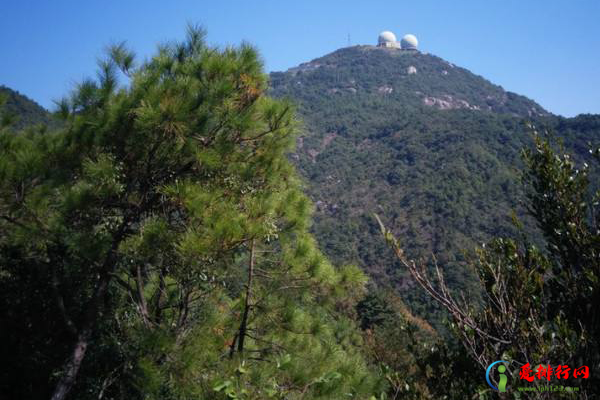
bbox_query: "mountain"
[271,45,549,118]
[269,45,600,321]
[0,86,54,130]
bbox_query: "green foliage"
[456,133,600,396]
[357,288,480,399]
[0,27,381,399]
[378,133,600,398]
[4,33,599,400]
[269,45,600,331]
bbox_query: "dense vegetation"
[269,46,600,328]
[1,32,599,400]
[0,29,381,399]
[377,133,600,398]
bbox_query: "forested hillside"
[270,46,600,322]
[0,86,55,130]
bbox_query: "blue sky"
[1,0,598,117]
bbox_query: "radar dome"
[378,31,397,45]
[401,34,418,50]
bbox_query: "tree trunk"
[136,264,152,328]
[50,329,91,400]
[237,239,255,353]
[49,222,128,400]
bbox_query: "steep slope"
[269,46,599,320]
[0,86,54,130]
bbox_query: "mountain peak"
[268,45,563,303]
[271,46,548,118]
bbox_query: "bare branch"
[374,214,511,349]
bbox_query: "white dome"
[401,34,418,49]
[378,31,397,44]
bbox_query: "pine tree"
[0,26,381,399]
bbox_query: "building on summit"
[401,34,418,50]
[378,31,400,48]
[377,31,419,51]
